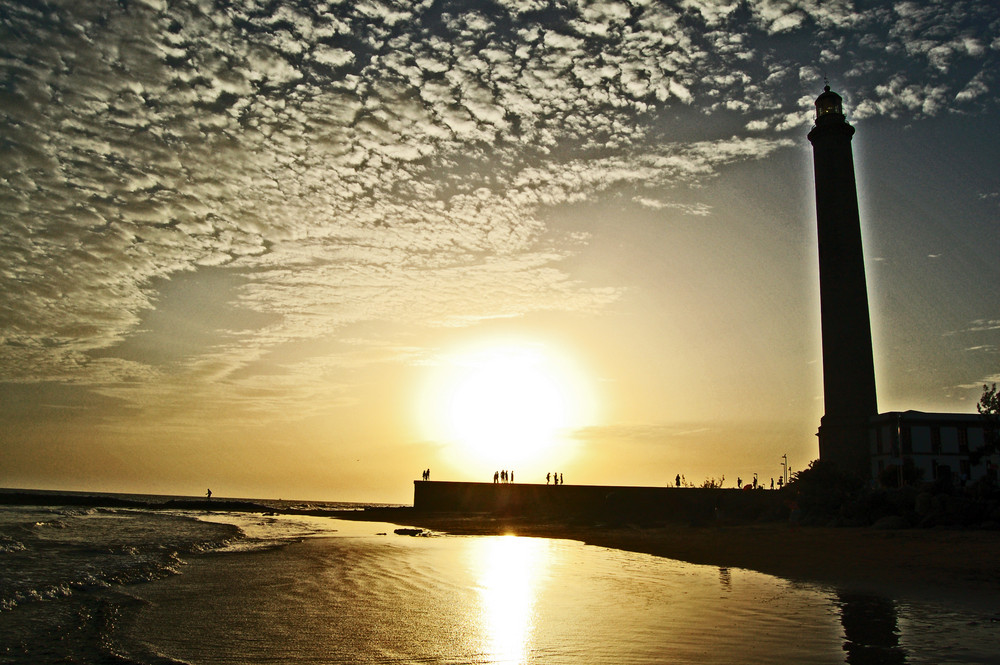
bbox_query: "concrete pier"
[413,481,785,523]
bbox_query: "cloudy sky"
[2,0,998,502]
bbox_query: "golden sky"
[2,0,998,502]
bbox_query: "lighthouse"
[808,86,878,477]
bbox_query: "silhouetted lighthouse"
[808,86,878,477]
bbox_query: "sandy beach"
[348,509,1000,609]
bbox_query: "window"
[958,428,969,454]
[931,427,942,454]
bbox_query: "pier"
[413,480,785,523]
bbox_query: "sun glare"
[419,341,594,471]
[470,535,549,662]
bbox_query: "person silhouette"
[559,473,563,485]
[675,474,681,488]
[206,488,212,500]
[546,472,551,484]
[494,471,500,483]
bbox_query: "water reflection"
[470,536,550,664]
[838,592,907,664]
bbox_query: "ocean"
[1,494,998,664]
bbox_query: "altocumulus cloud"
[1,0,997,416]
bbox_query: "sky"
[1,0,998,503]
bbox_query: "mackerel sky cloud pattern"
[4,0,995,384]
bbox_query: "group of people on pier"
[493,470,514,483]
[734,474,784,490]
[489,470,565,484]
[426,468,784,489]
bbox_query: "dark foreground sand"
[349,509,1000,609]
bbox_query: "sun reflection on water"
[470,535,550,664]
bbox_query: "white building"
[869,411,996,485]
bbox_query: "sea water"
[2,503,998,664]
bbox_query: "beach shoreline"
[342,508,1000,610]
[4,490,998,610]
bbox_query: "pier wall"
[413,481,786,523]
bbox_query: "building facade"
[869,411,995,486]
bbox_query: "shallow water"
[117,519,1000,665]
[2,506,999,664]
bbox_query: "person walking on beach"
[206,489,212,500]
[559,473,563,485]
[494,471,499,483]
[675,474,681,488]
[546,472,551,484]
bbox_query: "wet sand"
[5,490,997,610]
[350,510,1000,609]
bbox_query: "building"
[870,411,994,485]
[807,86,879,478]
[807,86,996,484]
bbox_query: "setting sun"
[418,341,595,471]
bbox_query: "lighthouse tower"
[808,86,878,478]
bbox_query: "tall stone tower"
[808,86,878,478]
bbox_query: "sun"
[419,341,594,470]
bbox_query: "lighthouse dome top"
[815,85,844,121]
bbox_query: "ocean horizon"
[0,486,407,511]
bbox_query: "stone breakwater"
[412,480,786,524]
